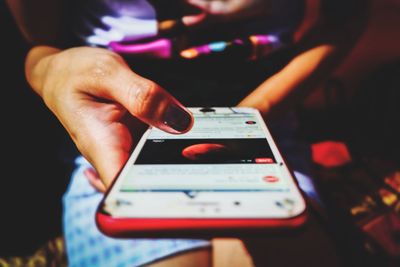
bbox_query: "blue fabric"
[63,156,210,267]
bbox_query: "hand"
[183,0,269,27]
[26,46,193,191]
[238,86,272,118]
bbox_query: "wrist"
[25,46,60,97]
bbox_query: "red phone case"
[96,160,308,238]
[96,205,307,238]
[96,166,308,237]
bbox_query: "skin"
[238,0,367,118]
[7,0,367,266]
[182,0,268,26]
[25,46,194,188]
[148,249,212,267]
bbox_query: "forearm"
[239,44,336,116]
[6,0,62,44]
[239,3,368,117]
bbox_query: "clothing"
[64,156,210,267]
[69,0,305,49]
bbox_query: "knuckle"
[130,79,159,117]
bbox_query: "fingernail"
[162,105,192,132]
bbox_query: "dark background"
[1,0,399,264]
[0,2,74,256]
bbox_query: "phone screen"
[103,107,305,219]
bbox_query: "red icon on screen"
[255,158,274,163]
[263,176,279,183]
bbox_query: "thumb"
[99,64,194,134]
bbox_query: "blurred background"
[0,0,399,266]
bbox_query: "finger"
[97,65,194,134]
[80,115,134,188]
[182,12,207,27]
[84,167,107,192]
[92,114,147,188]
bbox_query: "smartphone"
[96,107,307,237]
